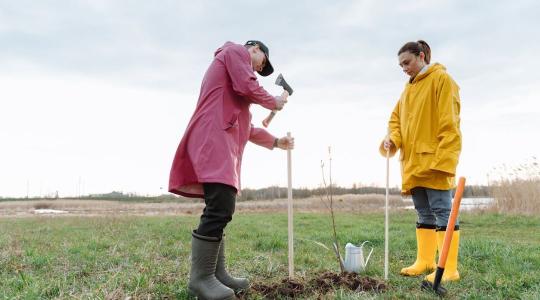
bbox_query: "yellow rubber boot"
[425,230,460,282]
[400,228,437,276]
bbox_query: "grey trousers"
[411,187,459,230]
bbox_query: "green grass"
[0,211,539,299]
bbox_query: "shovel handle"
[431,177,465,292]
[437,177,465,268]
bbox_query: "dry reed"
[490,157,540,215]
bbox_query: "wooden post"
[287,132,294,279]
[384,128,390,280]
[384,147,390,280]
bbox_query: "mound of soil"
[238,271,386,299]
[314,271,387,294]
[251,278,306,298]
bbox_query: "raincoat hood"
[214,41,236,57]
[411,63,445,83]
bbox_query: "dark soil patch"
[238,271,387,299]
[313,271,387,294]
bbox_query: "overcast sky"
[1,0,539,197]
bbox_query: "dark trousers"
[411,187,459,230]
[195,183,237,238]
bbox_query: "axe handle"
[262,90,289,127]
[262,111,276,128]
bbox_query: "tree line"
[236,184,491,201]
[1,185,491,202]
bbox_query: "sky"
[1,0,539,197]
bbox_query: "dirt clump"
[238,271,386,299]
[248,278,305,298]
[313,271,386,294]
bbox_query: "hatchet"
[262,73,294,127]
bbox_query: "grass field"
[1,211,539,299]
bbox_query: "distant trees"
[1,185,491,202]
[236,185,491,201]
[237,185,402,201]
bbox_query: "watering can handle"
[360,241,375,266]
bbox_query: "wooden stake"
[384,147,390,280]
[287,132,294,279]
[384,128,390,280]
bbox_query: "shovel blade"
[421,280,447,296]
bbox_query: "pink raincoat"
[169,42,277,198]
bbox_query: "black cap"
[245,40,274,76]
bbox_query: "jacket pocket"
[415,142,437,154]
[222,110,240,156]
[413,142,437,177]
[223,111,239,130]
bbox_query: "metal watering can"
[337,241,374,273]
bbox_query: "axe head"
[275,73,294,96]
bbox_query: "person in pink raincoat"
[169,40,293,300]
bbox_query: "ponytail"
[398,40,431,64]
[417,40,431,64]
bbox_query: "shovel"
[421,177,466,296]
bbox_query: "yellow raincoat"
[380,63,461,194]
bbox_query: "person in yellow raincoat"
[380,40,462,283]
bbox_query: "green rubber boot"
[188,231,234,300]
[216,237,249,291]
